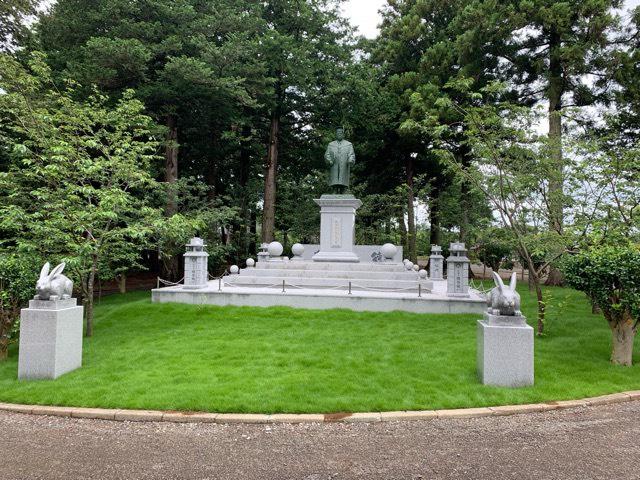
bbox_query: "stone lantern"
[446,242,470,297]
[183,237,208,289]
[429,245,444,281]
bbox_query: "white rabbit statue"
[35,262,73,300]
[487,271,521,316]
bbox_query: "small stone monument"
[184,237,208,289]
[429,245,444,281]
[257,243,270,263]
[446,242,470,297]
[18,262,83,380]
[477,272,534,387]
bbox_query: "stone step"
[240,268,422,281]
[254,261,412,273]
[224,275,433,292]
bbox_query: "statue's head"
[336,127,345,141]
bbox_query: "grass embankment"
[0,285,638,413]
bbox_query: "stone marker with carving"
[18,262,83,380]
[477,272,534,387]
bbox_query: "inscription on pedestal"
[331,218,342,248]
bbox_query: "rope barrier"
[157,277,184,287]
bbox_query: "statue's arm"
[325,145,333,165]
[348,144,356,164]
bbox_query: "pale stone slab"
[477,318,534,387]
[585,393,631,406]
[0,403,33,414]
[18,299,83,380]
[31,405,74,417]
[436,407,494,419]
[162,412,219,423]
[215,413,270,424]
[488,403,557,416]
[379,410,438,421]
[269,414,325,423]
[114,409,164,422]
[343,412,381,423]
[70,407,118,420]
[547,399,588,409]
[625,390,640,400]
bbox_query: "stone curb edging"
[1,391,638,424]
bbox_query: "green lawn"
[0,285,639,413]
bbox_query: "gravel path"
[1,401,640,480]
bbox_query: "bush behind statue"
[563,245,640,366]
[0,252,44,360]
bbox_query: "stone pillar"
[429,245,444,281]
[312,194,362,263]
[184,237,208,289]
[257,243,270,263]
[446,242,470,297]
[18,298,83,380]
[477,313,534,387]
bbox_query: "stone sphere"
[403,259,410,265]
[405,261,414,270]
[267,241,284,257]
[230,265,240,274]
[381,243,398,260]
[419,269,428,279]
[413,264,420,271]
[283,256,290,262]
[246,258,255,268]
[291,243,305,257]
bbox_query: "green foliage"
[0,0,36,52]
[475,227,515,272]
[563,245,640,324]
[0,52,162,332]
[0,251,43,359]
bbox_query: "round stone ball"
[405,261,414,270]
[291,243,305,257]
[268,241,284,257]
[403,258,410,265]
[230,265,240,274]
[419,269,428,279]
[413,264,420,271]
[283,256,290,262]
[246,258,255,268]
[381,243,398,260]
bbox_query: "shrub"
[563,245,640,366]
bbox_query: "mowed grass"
[0,284,639,413]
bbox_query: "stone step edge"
[0,391,638,424]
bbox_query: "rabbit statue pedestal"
[477,312,534,387]
[18,298,83,380]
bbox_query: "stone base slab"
[18,300,83,380]
[477,319,534,387]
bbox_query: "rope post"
[348,281,352,295]
[218,278,222,292]
[282,280,286,293]
[418,283,422,298]
[156,277,160,289]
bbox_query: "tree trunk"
[165,114,179,215]
[85,254,98,337]
[239,124,252,258]
[0,337,8,361]
[429,193,441,247]
[118,274,126,294]
[398,209,407,256]
[545,28,565,287]
[262,109,280,243]
[609,312,636,366]
[405,155,417,263]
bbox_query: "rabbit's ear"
[509,272,517,292]
[491,271,505,291]
[49,262,66,279]
[39,262,50,279]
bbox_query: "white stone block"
[312,195,362,263]
[18,298,83,380]
[477,314,534,387]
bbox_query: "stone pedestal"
[183,237,209,289]
[18,298,83,380]
[477,312,534,387]
[429,245,444,281]
[312,195,362,263]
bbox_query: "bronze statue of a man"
[325,127,355,194]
